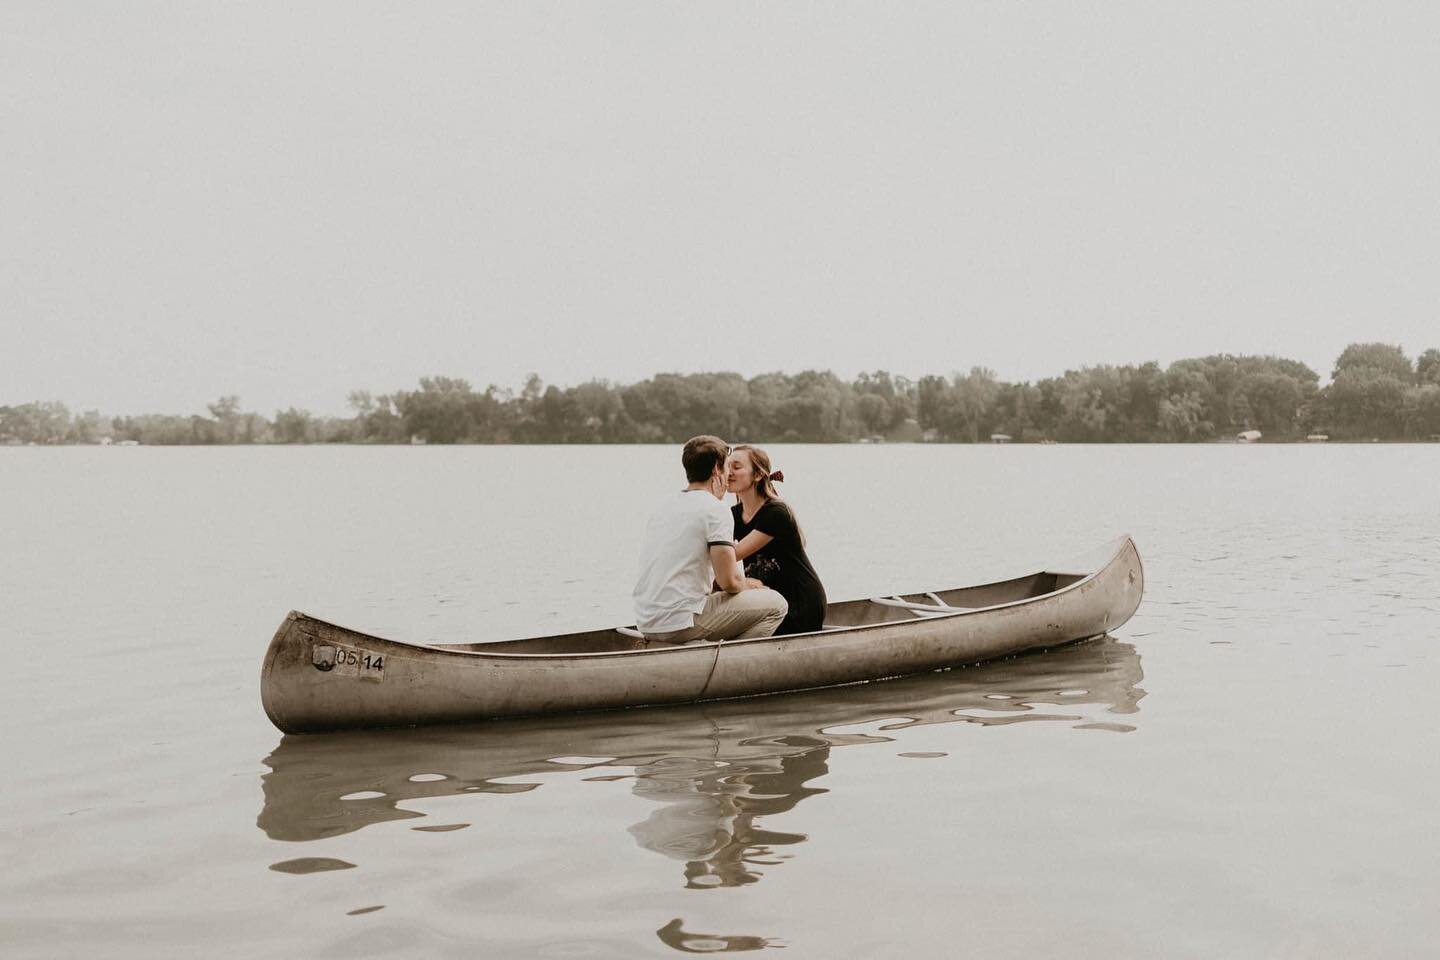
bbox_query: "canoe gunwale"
[306,534,1139,661]
[721,535,1137,653]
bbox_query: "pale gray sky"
[3,1,1436,416]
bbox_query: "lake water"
[2,444,1437,958]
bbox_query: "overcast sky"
[3,1,1436,416]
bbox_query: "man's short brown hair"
[681,435,728,483]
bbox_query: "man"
[632,435,788,645]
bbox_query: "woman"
[725,444,828,636]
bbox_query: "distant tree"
[239,412,270,443]
[1045,368,1116,442]
[110,413,196,444]
[311,415,358,443]
[953,368,1003,442]
[1162,363,1218,429]
[855,393,889,436]
[890,376,919,428]
[1237,372,1304,435]
[66,409,108,444]
[1158,392,1212,441]
[207,395,243,443]
[728,373,778,441]
[993,382,1043,440]
[1177,356,1243,429]
[677,374,737,442]
[1416,348,1440,386]
[0,402,71,444]
[853,370,897,405]
[915,375,950,438]
[187,414,219,444]
[1322,368,1409,438]
[395,377,479,443]
[611,372,742,442]
[1159,355,1316,436]
[347,390,375,438]
[1402,385,1440,438]
[348,391,403,442]
[1332,343,1413,382]
[853,370,915,435]
[915,368,1009,441]
[537,385,571,441]
[1119,362,1166,440]
[565,380,630,442]
[775,370,857,442]
[520,373,545,407]
[616,379,669,443]
[273,408,315,444]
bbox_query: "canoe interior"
[431,570,1087,656]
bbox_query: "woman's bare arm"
[733,530,774,562]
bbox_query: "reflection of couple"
[632,436,828,646]
[627,746,830,889]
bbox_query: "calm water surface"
[2,445,1437,958]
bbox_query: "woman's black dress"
[732,499,828,636]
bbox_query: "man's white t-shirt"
[632,489,734,634]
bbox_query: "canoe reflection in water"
[259,636,1144,888]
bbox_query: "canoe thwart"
[870,595,974,615]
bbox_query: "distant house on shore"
[1306,434,1329,442]
[1237,430,1262,443]
[990,433,1012,444]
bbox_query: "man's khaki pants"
[643,589,788,646]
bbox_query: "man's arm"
[709,544,748,594]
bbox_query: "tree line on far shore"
[5,342,1440,446]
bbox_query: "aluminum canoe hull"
[261,535,1144,733]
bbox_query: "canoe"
[261,535,1144,733]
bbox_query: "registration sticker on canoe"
[311,643,385,681]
